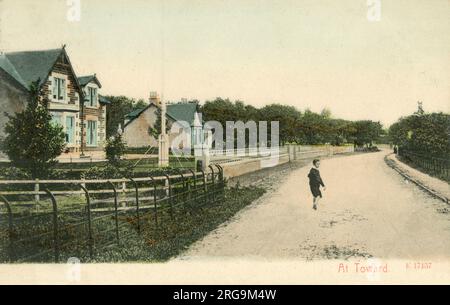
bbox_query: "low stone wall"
[221,154,290,178]
[219,145,354,178]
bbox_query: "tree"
[151,107,172,138]
[389,112,450,157]
[259,104,302,145]
[2,82,66,178]
[105,132,126,167]
[351,120,383,147]
[105,95,149,138]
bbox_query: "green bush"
[105,134,126,166]
[0,167,31,180]
[81,165,123,180]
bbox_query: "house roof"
[0,48,63,90]
[124,102,198,128]
[167,102,199,125]
[78,74,102,88]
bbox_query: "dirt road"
[178,151,450,260]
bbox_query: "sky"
[0,0,449,126]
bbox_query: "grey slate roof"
[78,74,102,88]
[124,102,184,128]
[167,102,198,125]
[0,48,62,90]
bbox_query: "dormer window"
[86,87,98,107]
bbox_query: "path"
[178,151,450,260]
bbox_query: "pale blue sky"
[1,0,449,126]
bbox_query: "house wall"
[0,69,28,144]
[40,53,83,152]
[123,106,159,148]
[81,82,106,152]
[123,105,197,151]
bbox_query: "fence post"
[164,174,173,220]
[148,175,158,227]
[0,195,14,262]
[287,145,291,162]
[200,169,207,207]
[34,179,40,204]
[79,184,93,260]
[208,165,216,204]
[188,169,197,209]
[188,169,197,190]
[175,169,187,211]
[215,164,224,203]
[107,181,120,243]
[44,189,59,263]
[129,178,140,234]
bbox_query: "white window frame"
[86,120,98,147]
[65,115,75,145]
[50,73,68,103]
[85,85,98,108]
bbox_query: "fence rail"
[0,166,225,263]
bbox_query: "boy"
[308,159,326,210]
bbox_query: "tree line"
[200,98,384,146]
[104,96,385,147]
[389,106,450,157]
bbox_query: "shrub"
[2,82,66,178]
[81,165,123,180]
[105,133,126,166]
[0,167,32,180]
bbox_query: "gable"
[0,48,84,99]
[124,103,178,129]
[167,103,198,125]
[2,49,62,90]
[78,75,102,88]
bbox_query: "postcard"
[0,0,449,288]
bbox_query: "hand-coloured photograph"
[0,0,449,286]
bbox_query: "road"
[178,151,450,260]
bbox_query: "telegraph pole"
[158,0,169,167]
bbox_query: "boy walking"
[308,159,326,210]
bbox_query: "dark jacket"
[308,168,325,187]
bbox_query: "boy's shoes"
[313,204,317,210]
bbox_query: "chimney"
[149,91,161,106]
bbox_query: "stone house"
[0,46,109,155]
[123,98,202,151]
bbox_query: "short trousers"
[310,185,322,198]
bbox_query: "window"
[86,87,98,107]
[52,77,66,101]
[87,120,97,146]
[66,116,75,144]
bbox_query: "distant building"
[0,46,109,154]
[123,95,202,150]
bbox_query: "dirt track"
[178,151,450,260]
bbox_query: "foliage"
[105,133,126,166]
[389,112,450,157]
[0,166,31,180]
[104,95,148,137]
[2,82,66,178]
[81,165,123,180]
[201,97,383,146]
[350,120,384,147]
[152,107,171,137]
